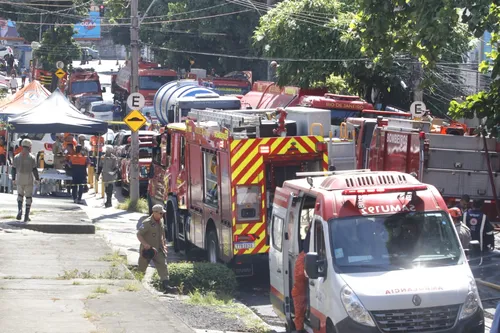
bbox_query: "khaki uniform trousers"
[138,246,169,281]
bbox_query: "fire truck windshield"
[139,76,177,90]
[71,81,99,94]
[329,211,463,273]
[330,109,363,126]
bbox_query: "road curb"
[6,222,95,234]
[476,278,500,291]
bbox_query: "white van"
[269,170,484,333]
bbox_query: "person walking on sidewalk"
[8,74,17,94]
[98,145,117,208]
[11,139,39,222]
[137,204,175,292]
[69,145,89,204]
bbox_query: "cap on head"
[78,134,86,140]
[448,207,462,218]
[21,138,32,148]
[105,145,113,153]
[152,204,165,214]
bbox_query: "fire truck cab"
[270,170,484,333]
[147,108,329,276]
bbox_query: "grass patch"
[93,286,109,294]
[58,268,134,280]
[0,215,16,220]
[187,290,233,306]
[151,262,238,295]
[128,267,145,281]
[99,251,127,266]
[219,304,270,333]
[121,282,140,292]
[72,281,81,285]
[1,276,17,279]
[83,311,99,321]
[117,198,148,214]
[87,294,100,299]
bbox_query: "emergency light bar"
[342,185,428,195]
[296,169,371,177]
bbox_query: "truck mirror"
[305,252,323,279]
[102,87,106,93]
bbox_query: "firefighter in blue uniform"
[463,199,495,253]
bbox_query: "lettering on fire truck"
[386,286,444,295]
[360,204,416,215]
[325,102,364,110]
[386,133,408,151]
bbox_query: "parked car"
[12,133,56,167]
[85,101,116,121]
[0,45,13,60]
[81,47,100,60]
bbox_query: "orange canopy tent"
[0,80,51,116]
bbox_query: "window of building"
[203,151,218,207]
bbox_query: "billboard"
[74,11,101,40]
[0,17,21,40]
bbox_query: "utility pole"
[266,0,275,81]
[39,14,43,42]
[413,60,423,102]
[129,0,140,205]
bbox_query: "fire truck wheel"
[206,229,219,264]
[326,319,336,333]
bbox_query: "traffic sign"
[56,61,64,69]
[410,101,427,119]
[124,110,147,132]
[55,68,66,79]
[127,92,145,110]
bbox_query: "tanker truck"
[153,80,241,125]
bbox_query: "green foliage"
[151,262,238,295]
[34,26,80,72]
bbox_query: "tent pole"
[95,133,100,198]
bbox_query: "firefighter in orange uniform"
[63,133,77,150]
[0,136,6,166]
[291,229,310,333]
[90,135,104,165]
[69,145,89,204]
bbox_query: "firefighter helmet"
[448,207,462,218]
[21,139,32,148]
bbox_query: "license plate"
[234,242,255,250]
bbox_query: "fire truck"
[188,69,253,96]
[336,116,500,222]
[147,108,329,275]
[111,60,178,108]
[270,170,483,333]
[66,68,104,110]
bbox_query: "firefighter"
[458,194,471,215]
[12,139,39,222]
[137,204,175,292]
[69,145,89,204]
[52,133,65,169]
[464,199,495,253]
[449,207,471,250]
[0,136,6,166]
[98,145,117,208]
[63,133,77,150]
[13,139,23,156]
[291,229,311,333]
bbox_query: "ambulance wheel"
[206,230,219,264]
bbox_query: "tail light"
[342,185,428,195]
[315,141,327,152]
[44,143,53,151]
[419,131,426,140]
[235,234,256,242]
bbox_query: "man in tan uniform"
[137,204,174,291]
[12,139,39,222]
[52,133,65,169]
[98,145,117,208]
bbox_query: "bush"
[152,262,238,296]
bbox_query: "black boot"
[24,206,31,222]
[16,199,22,220]
[162,280,176,293]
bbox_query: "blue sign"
[74,11,101,40]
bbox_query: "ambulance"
[269,170,484,333]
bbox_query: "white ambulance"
[269,170,484,333]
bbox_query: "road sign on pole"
[410,101,427,120]
[55,68,66,79]
[126,92,145,110]
[124,110,147,132]
[56,61,64,69]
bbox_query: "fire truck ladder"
[189,109,263,137]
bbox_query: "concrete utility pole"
[413,60,424,102]
[129,0,140,205]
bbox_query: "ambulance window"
[272,216,284,251]
[314,220,326,258]
[203,152,218,207]
[299,195,316,252]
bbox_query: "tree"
[353,0,500,129]
[253,0,471,111]
[35,26,80,72]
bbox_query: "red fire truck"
[338,116,500,222]
[147,109,329,275]
[111,60,177,107]
[66,68,104,109]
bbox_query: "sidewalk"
[0,225,193,333]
